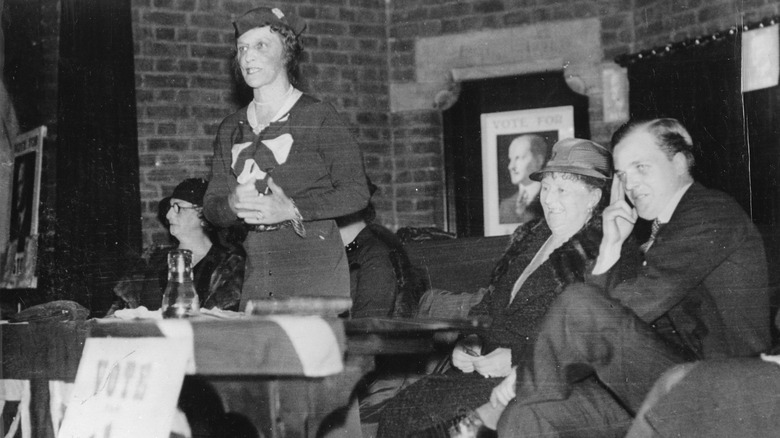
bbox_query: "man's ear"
[672,152,689,176]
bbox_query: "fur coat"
[470,217,603,365]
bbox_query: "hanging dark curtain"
[2,0,44,131]
[744,84,780,236]
[624,37,750,211]
[743,62,780,341]
[50,0,140,315]
[620,28,780,338]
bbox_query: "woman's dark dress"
[376,218,602,437]
[204,94,369,310]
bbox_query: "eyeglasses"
[170,203,200,214]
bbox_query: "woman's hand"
[233,177,297,225]
[473,347,512,378]
[489,366,517,408]
[229,176,262,218]
[253,178,297,224]
[452,336,482,373]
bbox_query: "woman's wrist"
[289,199,306,237]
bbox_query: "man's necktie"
[640,219,662,254]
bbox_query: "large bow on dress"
[231,115,294,189]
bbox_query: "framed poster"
[481,106,573,236]
[2,125,46,288]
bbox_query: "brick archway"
[390,18,605,116]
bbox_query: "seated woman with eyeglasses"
[108,178,247,314]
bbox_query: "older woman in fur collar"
[377,138,616,438]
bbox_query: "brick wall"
[2,0,776,309]
[131,0,389,246]
[130,0,778,243]
[386,0,779,230]
[633,0,780,48]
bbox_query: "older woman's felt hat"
[530,138,612,181]
[233,6,306,38]
[170,178,209,205]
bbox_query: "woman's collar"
[246,87,303,134]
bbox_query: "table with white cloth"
[0,315,485,437]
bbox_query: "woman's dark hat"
[530,138,612,181]
[170,178,209,206]
[233,7,306,38]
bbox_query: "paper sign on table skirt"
[57,337,190,438]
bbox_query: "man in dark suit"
[494,118,771,437]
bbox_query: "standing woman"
[204,7,370,309]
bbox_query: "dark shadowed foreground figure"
[624,311,780,438]
[377,138,614,437]
[495,118,771,438]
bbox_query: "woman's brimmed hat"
[170,178,209,206]
[233,7,306,38]
[158,178,208,226]
[530,138,612,181]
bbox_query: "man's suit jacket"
[608,182,770,359]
